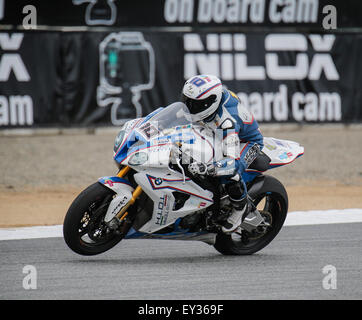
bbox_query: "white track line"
[1,209,362,241]
[284,208,362,226]
[0,225,63,241]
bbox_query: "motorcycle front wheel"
[63,182,127,256]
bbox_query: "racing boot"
[221,197,249,233]
[222,177,250,233]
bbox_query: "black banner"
[1,30,362,128]
[0,0,361,30]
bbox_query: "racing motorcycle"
[63,102,304,256]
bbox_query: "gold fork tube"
[117,166,130,178]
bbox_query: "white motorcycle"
[63,102,304,256]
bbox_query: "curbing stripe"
[0,208,362,241]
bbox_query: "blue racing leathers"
[204,89,264,201]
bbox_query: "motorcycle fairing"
[98,176,133,190]
[114,125,196,167]
[263,137,304,167]
[132,170,214,234]
[146,174,213,203]
[124,226,217,245]
[242,137,304,183]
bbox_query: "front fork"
[98,166,143,228]
[115,166,143,222]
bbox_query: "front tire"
[214,175,288,255]
[63,182,125,256]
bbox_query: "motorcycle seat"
[248,152,271,172]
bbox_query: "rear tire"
[63,182,125,256]
[214,176,288,255]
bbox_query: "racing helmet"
[181,75,223,122]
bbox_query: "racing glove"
[188,161,211,176]
[188,158,239,178]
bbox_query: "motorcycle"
[63,102,304,256]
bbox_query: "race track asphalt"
[0,223,361,300]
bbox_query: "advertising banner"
[1,30,361,128]
[0,0,361,30]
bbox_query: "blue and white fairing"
[243,137,304,182]
[112,103,201,168]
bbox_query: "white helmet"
[181,75,223,122]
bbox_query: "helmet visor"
[181,94,217,115]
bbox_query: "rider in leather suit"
[181,74,264,233]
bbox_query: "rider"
[181,74,264,233]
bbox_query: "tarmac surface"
[1,222,361,300]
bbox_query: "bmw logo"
[155,178,163,185]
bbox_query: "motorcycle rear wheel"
[213,176,288,255]
[63,182,125,256]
